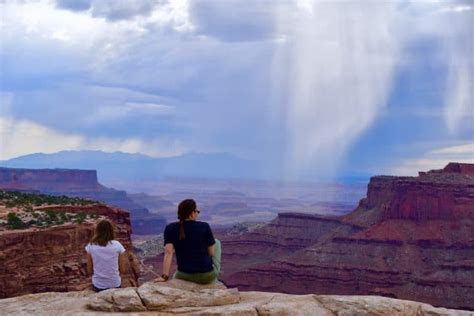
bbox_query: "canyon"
[216,163,474,310]
[0,162,472,311]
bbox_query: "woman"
[157,199,221,284]
[85,219,127,292]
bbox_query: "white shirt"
[85,240,125,289]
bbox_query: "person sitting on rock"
[157,199,221,284]
[85,219,127,292]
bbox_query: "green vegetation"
[2,210,100,230]
[7,212,27,229]
[0,190,103,230]
[46,210,58,222]
[76,212,87,224]
[0,190,97,211]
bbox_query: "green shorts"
[174,239,221,284]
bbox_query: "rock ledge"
[1,279,472,315]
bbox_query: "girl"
[85,219,127,291]
[157,199,221,284]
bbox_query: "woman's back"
[86,240,125,288]
[164,221,215,273]
[158,199,221,285]
[85,220,126,291]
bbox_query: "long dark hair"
[91,219,115,246]
[177,199,197,240]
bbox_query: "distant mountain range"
[0,150,371,184]
[0,150,265,182]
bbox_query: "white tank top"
[85,240,125,289]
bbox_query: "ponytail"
[179,219,185,240]
[177,199,197,240]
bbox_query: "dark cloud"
[90,0,161,21]
[55,0,163,21]
[188,0,295,42]
[56,0,92,11]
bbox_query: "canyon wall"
[360,169,473,222]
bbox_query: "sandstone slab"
[87,280,240,312]
[256,294,333,316]
[87,287,146,312]
[316,295,473,316]
[137,281,239,311]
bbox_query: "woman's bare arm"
[118,252,128,275]
[156,243,174,281]
[208,244,215,257]
[86,253,93,276]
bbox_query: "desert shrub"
[46,210,58,222]
[59,212,68,221]
[5,201,15,208]
[76,212,87,224]
[7,212,27,229]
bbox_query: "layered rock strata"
[0,167,166,234]
[0,204,140,298]
[220,163,474,310]
[0,279,471,315]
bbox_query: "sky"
[0,0,473,179]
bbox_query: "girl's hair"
[91,219,115,246]
[177,199,197,240]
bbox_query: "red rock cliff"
[0,204,140,298]
[359,162,474,222]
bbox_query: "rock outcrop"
[0,204,140,298]
[219,163,474,311]
[358,164,474,222]
[0,167,101,191]
[0,167,166,234]
[0,279,471,315]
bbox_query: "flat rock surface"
[1,280,472,315]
